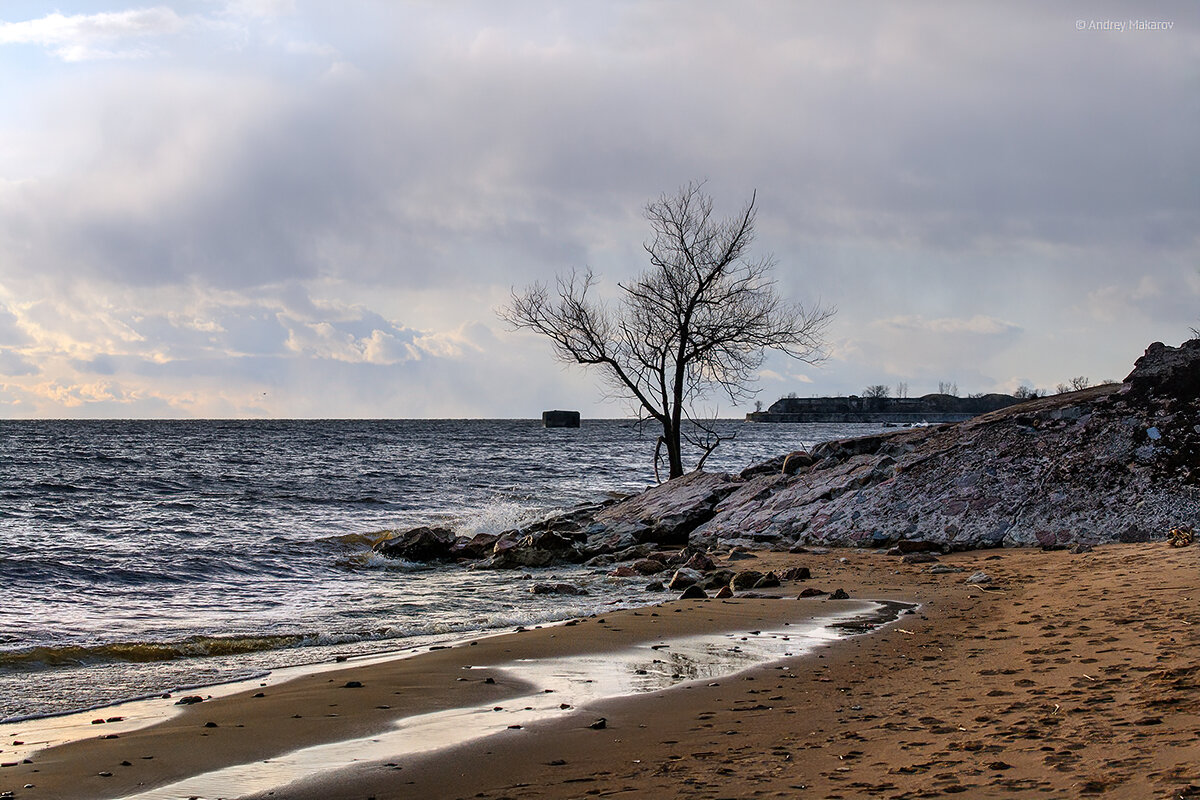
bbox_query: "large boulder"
[374,526,457,561]
[594,471,741,546]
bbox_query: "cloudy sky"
[0,1,1196,418]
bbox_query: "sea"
[0,418,881,721]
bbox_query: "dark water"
[0,418,879,719]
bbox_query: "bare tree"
[895,381,909,399]
[938,381,959,397]
[863,384,890,399]
[1013,384,1038,400]
[1069,375,1090,391]
[500,182,834,480]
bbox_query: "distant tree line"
[844,374,1124,404]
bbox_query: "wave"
[0,634,321,670]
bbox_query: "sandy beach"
[4,542,1197,800]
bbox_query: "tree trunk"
[663,421,685,479]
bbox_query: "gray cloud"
[0,1,1196,417]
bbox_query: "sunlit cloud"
[0,7,187,61]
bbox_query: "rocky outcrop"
[374,340,1199,568]
[693,340,1199,550]
[591,471,741,546]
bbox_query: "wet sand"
[3,542,1198,800]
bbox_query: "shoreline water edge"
[1,340,1198,797]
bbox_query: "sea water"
[0,419,880,719]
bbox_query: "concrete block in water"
[542,410,580,428]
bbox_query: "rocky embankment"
[375,340,1199,587]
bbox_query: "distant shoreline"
[747,391,1023,423]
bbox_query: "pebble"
[964,572,992,584]
[928,565,964,574]
[588,717,607,729]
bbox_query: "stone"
[449,532,500,560]
[645,581,666,592]
[374,526,457,561]
[798,587,827,597]
[667,568,702,590]
[900,552,939,564]
[928,565,964,574]
[530,583,584,595]
[588,717,607,729]
[631,558,667,575]
[894,540,940,553]
[777,566,811,581]
[753,571,781,589]
[607,565,638,578]
[964,571,992,585]
[699,569,735,590]
[829,588,850,600]
[680,585,708,600]
[683,552,717,572]
[730,570,765,590]
[714,586,734,598]
[595,471,741,546]
[1069,543,1094,554]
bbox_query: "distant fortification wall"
[746,393,1021,423]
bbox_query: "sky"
[0,1,1196,418]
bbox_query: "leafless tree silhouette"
[500,182,834,480]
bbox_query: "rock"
[829,588,850,599]
[698,569,735,590]
[798,587,827,597]
[667,568,702,590]
[374,526,457,561]
[730,570,765,590]
[964,571,992,584]
[739,450,813,478]
[530,582,585,595]
[727,550,759,561]
[1069,543,1094,554]
[778,566,811,581]
[683,552,717,572]
[900,552,939,564]
[928,565,964,574]
[680,585,708,600]
[595,471,742,545]
[753,571,781,589]
[588,717,607,729]
[684,341,1200,552]
[175,695,205,705]
[607,565,639,578]
[714,586,734,598]
[449,532,500,559]
[894,539,941,553]
[645,581,666,592]
[631,558,667,575]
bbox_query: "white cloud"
[878,315,1021,336]
[0,7,186,61]
[223,0,296,19]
